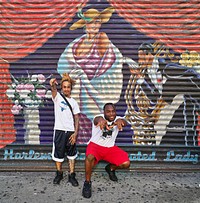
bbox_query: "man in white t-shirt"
[82,103,130,198]
[50,73,80,187]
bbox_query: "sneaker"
[53,171,63,184]
[68,172,79,187]
[82,181,92,198]
[105,164,118,181]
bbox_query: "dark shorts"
[86,142,130,166]
[52,130,77,162]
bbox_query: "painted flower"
[31,74,38,82]
[36,89,46,98]
[11,104,23,115]
[16,84,25,92]
[24,83,34,91]
[6,73,50,115]
[45,90,52,99]
[6,89,15,98]
[179,51,200,67]
[37,74,46,83]
[19,89,30,99]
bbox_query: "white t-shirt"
[88,114,123,147]
[52,92,80,131]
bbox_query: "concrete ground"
[0,171,199,203]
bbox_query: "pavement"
[0,171,200,203]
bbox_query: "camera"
[102,127,113,138]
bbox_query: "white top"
[52,92,80,131]
[88,114,123,147]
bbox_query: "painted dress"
[57,34,123,120]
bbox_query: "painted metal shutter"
[0,1,200,171]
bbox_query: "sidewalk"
[0,171,199,203]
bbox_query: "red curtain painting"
[108,0,200,53]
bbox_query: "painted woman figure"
[57,6,124,143]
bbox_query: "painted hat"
[70,7,115,30]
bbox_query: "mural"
[125,42,200,146]
[6,73,52,144]
[57,6,125,142]
[0,0,200,152]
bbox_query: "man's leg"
[105,146,130,182]
[55,161,62,171]
[85,154,95,181]
[68,159,79,187]
[52,130,66,184]
[53,161,63,184]
[105,161,130,182]
[67,134,79,187]
[82,154,95,198]
[110,160,130,170]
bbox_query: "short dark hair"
[103,103,116,111]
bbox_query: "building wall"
[0,0,200,171]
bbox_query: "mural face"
[0,0,200,150]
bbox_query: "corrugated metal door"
[0,0,200,171]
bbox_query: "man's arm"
[49,78,58,99]
[94,116,108,130]
[114,118,127,131]
[74,114,79,138]
[69,113,79,145]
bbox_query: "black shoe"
[105,164,118,182]
[82,181,92,198]
[68,172,79,187]
[53,171,63,184]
